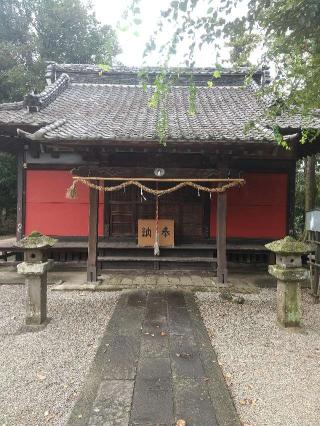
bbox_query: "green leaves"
[179,1,188,12]
[188,77,197,115]
[0,153,17,215]
[0,0,121,103]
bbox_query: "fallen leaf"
[176,352,191,359]
[160,331,167,336]
[37,372,47,381]
[176,420,186,426]
[239,398,257,406]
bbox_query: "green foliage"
[142,0,320,123]
[0,0,121,103]
[147,70,170,145]
[35,0,121,64]
[0,0,120,227]
[0,153,17,212]
[139,68,200,144]
[188,77,197,116]
[272,125,290,150]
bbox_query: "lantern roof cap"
[265,236,310,255]
[15,232,57,249]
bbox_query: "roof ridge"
[23,73,70,112]
[49,62,264,76]
[17,119,67,140]
[70,82,246,89]
[0,101,24,111]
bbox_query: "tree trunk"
[302,155,317,241]
[305,155,316,212]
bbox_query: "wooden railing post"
[217,191,227,283]
[87,183,98,282]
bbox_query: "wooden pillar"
[287,161,296,236]
[217,191,227,283]
[87,183,98,282]
[16,150,26,241]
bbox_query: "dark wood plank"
[87,183,99,282]
[97,256,217,263]
[216,191,227,283]
[287,161,296,235]
[73,166,228,179]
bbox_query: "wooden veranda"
[70,170,245,284]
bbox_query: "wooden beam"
[87,182,99,282]
[287,161,296,235]
[216,191,227,283]
[72,175,244,184]
[16,150,26,241]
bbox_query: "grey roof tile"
[0,66,319,143]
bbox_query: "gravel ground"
[196,289,320,426]
[0,285,120,426]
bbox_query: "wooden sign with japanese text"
[138,219,174,247]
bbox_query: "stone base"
[25,273,47,325]
[277,280,301,327]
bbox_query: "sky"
[92,0,246,67]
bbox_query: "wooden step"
[98,256,217,263]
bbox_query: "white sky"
[93,0,247,67]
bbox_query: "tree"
[141,0,319,118]
[35,0,121,64]
[0,153,17,234]
[0,0,121,231]
[0,0,121,102]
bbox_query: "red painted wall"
[210,173,288,239]
[25,170,104,237]
[25,170,287,239]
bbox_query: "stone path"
[67,290,240,426]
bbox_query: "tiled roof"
[0,64,319,144]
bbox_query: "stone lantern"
[265,236,310,327]
[15,232,57,326]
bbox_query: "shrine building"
[0,63,319,282]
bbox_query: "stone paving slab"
[174,378,218,426]
[88,380,134,426]
[0,267,271,293]
[67,290,241,426]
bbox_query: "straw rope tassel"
[66,181,78,199]
[154,196,160,256]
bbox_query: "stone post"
[15,232,57,326]
[265,236,310,327]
